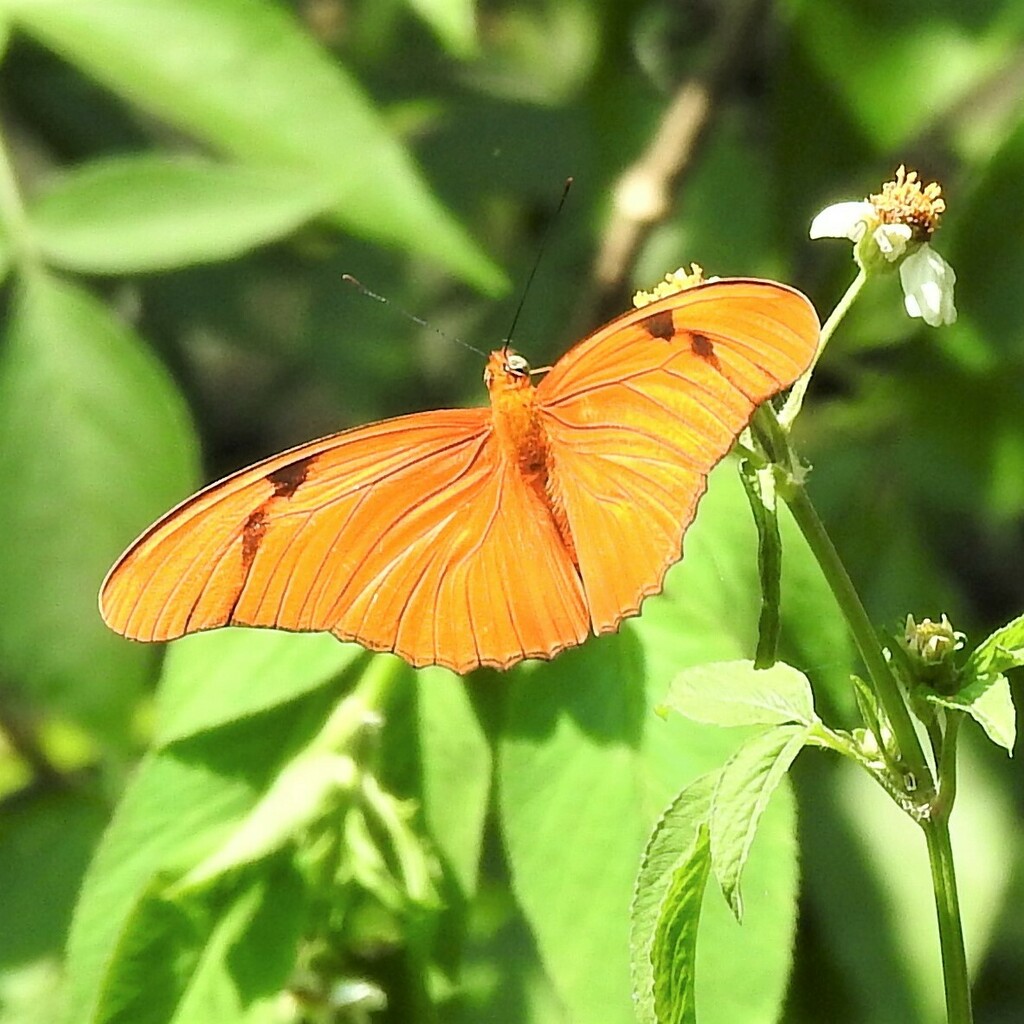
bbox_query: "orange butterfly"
[100,278,819,673]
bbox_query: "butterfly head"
[485,347,534,395]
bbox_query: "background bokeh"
[0,1,1021,1022]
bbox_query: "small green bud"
[900,613,965,693]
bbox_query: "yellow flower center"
[869,165,945,240]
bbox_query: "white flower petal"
[872,223,912,262]
[900,244,957,326]
[809,201,874,241]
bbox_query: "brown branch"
[584,0,769,323]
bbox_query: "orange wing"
[100,409,588,672]
[102,277,817,673]
[538,278,819,634]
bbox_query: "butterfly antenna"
[342,274,487,358]
[503,177,574,349]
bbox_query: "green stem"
[778,268,867,428]
[924,818,973,1024]
[768,260,970,1023]
[738,459,782,667]
[780,481,933,799]
[313,654,404,756]
[934,713,961,820]
[783,468,971,1021]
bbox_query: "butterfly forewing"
[102,410,490,640]
[538,280,819,633]
[100,407,589,671]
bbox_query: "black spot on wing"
[690,332,722,371]
[224,509,269,626]
[691,333,714,358]
[268,455,315,498]
[241,509,268,572]
[643,310,675,341]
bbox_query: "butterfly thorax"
[485,348,578,565]
[485,349,546,476]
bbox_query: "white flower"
[872,223,912,262]
[808,201,873,242]
[900,244,957,326]
[809,202,912,261]
[809,167,956,328]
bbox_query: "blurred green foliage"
[0,1,1020,1023]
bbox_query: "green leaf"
[663,660,818,729]
[404,0,478,58]
[0,271,197,741]
[95,880,205,1024]
[924,680,1016,754]
[64,687,338,1023]
[66,757,254,1022]
[355,773,442,913]
[968,610,1024,675]
[176,751,355,891]
[0,959,67,1024]
[631,768,799,1024]
[500,641,654,1024]
[413,667,491,899]
[922,610,1024,753]
[172,865,306,1024]
[1,0,504,291]
[95,862,305,1024]
[501,463,802,1024]
[28,155,337,274]
[710,725,809,919]
[373,665,490,914]
[651,827,712,1024]
[631,775,715,1024]
[155,630,363,746]
[172,658,412,890]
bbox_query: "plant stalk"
[779,481,933,797]
[771,261,971,1023]
[779,268,867,428]
[924,818,973,1024]
[783,474,972,1023]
